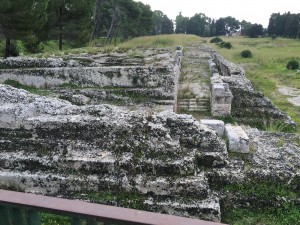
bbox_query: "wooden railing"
[0,189,226,225]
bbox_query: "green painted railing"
[0,189,225,225]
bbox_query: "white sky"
[135,0,300,28]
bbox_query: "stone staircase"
[178,98,210,112]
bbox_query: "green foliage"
[6,41,20,57]
[41,213,69,225]
[244,23,264,38]
[225,182,297,199]
[2,79,45,95]
[152,10,173,35]
[286,59,299,70]
[240,50,253,58]
[186,13,210,36]
[219,41,232,49]
[224,203,300,225]
[58,83,80,89]
[210,37,223,43]
[268,12,300,38]
[23,34,43,54]
[175,12,189,34]
[223,179,300,224]
[215,115,236,124]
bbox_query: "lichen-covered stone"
[0,84,227,221]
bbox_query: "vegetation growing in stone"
[286,60,299,70]
[240,50,253,58]
[223,182,300,224]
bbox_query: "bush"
[210,37,223,43]
[23,34,43,54]
[241,50,253,58]
[286,60,299,70]
[219,41,232,49]
[9,41,20,57]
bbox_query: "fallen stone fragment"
[225,124,249,153]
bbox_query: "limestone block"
[211,83,226,96]
[211,104,231,112]
[200,119,225,136]
[211,110,231,117]
[225,125,249,153]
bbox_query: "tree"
[268,13,285,36]
[268,12,300,38]
[186,13,209,36]
[91,0,104,40]
[244,23,263,38]
[175,12,189,34]
[161,15,174,34]
[46,0,94,50]
[135,2,153,36]
[240,20,252,36]
[0,0,48,57]
[215,18,226,35]
[215,16,240,36]
[152,10,173,35]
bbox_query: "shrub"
[286,60,299,70]
[241,50,253,58]
[219,41,232,49]
[9,41,20,57]
[210,37,223,43]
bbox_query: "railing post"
[87,218,98,225]
[71,216,85,225]
[28,210,41,225]
[12,208,28,225]
[0,206,13,225]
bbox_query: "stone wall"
[209,61,233,117]
[211,53,295,130]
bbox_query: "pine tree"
[46,0,94,50]
[0,0,48,57]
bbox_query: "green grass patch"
[41,213,70,225]
[3,79,52,96]
[223,203,300,225]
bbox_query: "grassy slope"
[205,36,300,132]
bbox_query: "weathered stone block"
[225,125,249,153]
[211,104,231,111]
[201,119,225,136]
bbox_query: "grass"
[206,36,300,133]
[223,182,300,224]
[223,203,300,225]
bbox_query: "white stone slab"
[225,125,249,153]
[201,119,225,136]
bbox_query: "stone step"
[0,169,208,199]
[135,173,209,199]
[0,150,196,177]
[143,195,221,222]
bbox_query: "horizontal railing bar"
[0,189,225,225]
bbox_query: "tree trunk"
[105,6,120,45]
[59,5,63,51]
[91,0,103,40]
[4,37,11,58]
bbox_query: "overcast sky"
[135,0,300,28]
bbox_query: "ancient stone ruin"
[0,44,299,223]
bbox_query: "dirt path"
[278,86,300,106]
